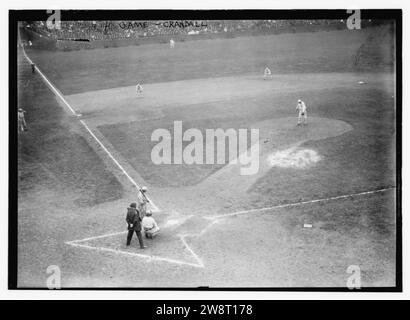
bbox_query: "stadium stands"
[25,20,349,42]
[21,19,383,52]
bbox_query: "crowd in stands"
[24,20,348,41]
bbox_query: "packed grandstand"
[24,20,351,41]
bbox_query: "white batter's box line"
[66,231,127,244]
[65,230,204,268]
[206,187,396,220]
[20,44,160,213]
[179,235,204,268]
[66,241,203,268]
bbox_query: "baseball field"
[17,25,397,287]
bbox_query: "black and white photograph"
[9,8,401,291]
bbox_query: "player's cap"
[18,108,23,111]
[298,99,302,102]
[141,186,148,192]
[146,211,152,216]
[130,202,137,208]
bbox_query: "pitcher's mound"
[268,147,321,169]
[261,116,353,169]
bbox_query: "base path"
[65,72,392,125]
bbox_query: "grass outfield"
[17,27,397,287]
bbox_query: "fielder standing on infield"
[296,99,307,126]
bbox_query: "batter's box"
[65,229,204,268]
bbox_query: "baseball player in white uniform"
[18,108,27,132]
[142,211,160,239]
[170,39,175,48]
[136,83,143,97]
[264,67,272,79]
[296,99,307,125]
[137,186,149,219]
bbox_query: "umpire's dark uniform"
[126,203,145,248]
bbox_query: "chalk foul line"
[79,120,159,212]
[206,187,395,220]
[65,187,394,269]
[20,45,159,212]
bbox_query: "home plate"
[162,210,193,228]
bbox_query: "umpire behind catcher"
[126,203,146,249]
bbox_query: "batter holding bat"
[137,186,150,219]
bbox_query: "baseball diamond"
[16,18,397,288]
